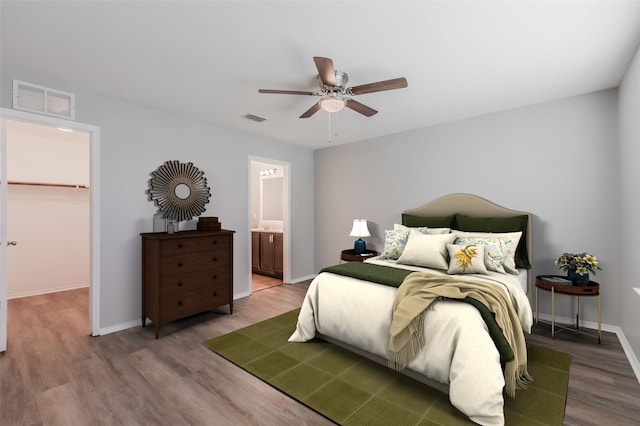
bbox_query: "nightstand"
[535,275,601,343]
[340,249,378,263]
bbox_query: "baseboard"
[616,328,640,384]
[98,319,140,336]
[537,313,640,384]
[8,283,89,300]
[289,274,316,284]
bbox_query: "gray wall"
[315,90,621,329]
[1,67,315,332]
[619,45,640,363]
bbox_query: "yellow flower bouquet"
[555,252,602,276]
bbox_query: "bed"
[289,193,533,426]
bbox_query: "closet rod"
[5,181,89,189]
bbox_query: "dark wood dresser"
[140,229,235,338]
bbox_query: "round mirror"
[175,183,191,200]
[147,160,211,222]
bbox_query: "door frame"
[248,156,290,286]
[0,108,101,351]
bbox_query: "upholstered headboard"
[402,193,533,294]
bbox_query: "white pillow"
[379,229,411,260]
[397,230,457,269]
[452,231,522,274]
[447,243,489,275]
[394,223,451,234]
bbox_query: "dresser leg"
[229,303,234,314]
[142,316,146,327]
[154,325,160,339]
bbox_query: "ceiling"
[2,1,640,150]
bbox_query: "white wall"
[315,90,620,327]
[619,45,640,364]
[1,67,316,333]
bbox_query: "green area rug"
[203,309,571,425]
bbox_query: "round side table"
[340,249,378,263]
[535,275,601,343]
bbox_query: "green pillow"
[454,214,530,269]
[402,214,456,228]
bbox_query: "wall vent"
[242,113,266,123]
[13,80,75,119]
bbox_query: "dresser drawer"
[159,267,231,295]
[159,238,201,255]
[160,286,231,323]
[160,251,231,276]
[197,235,231,251]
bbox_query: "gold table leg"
[536,287,540,324]
[551,286,555,338]
[598,293,602,344]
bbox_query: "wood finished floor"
[1,285,639,426]
[251,273,283,292]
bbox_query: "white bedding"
[289,259,533,426]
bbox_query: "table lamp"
[349,219,371,255]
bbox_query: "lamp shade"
[349,219,370,238]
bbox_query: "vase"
[567,269,590,285]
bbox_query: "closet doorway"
[0,108,100,352]
[249,158,290,292]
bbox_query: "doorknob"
[5,241,17,246]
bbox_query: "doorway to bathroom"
[249,158,290,292]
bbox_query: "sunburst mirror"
[147,160,211,222]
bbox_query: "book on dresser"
[140,229,235,338]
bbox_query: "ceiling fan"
[259,56,408,118]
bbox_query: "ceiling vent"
[242,113,266,123]
[13,80,75,119]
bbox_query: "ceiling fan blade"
[258,89,316,95]
[349,77,408,95]
[299,101,322,118]
[345,99,378,117]
[313,57,337,87]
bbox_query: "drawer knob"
[212,275,218,280]
[178,244,183,248]
[213,292,217,297]
[212,257,218,262]
[178,301,183,306]
[178,282,183,287]
[178,262,183,267]
[213,240,218,245]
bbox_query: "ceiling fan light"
[319,97,346,113]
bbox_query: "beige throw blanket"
[388,271,532,398]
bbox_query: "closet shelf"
[5,181,89,189]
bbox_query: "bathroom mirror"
[147,160,211,222]
[260,175,283,227]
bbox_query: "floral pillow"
[393,223,451,235]
[379,229,411,260]
[454,236,512,273]
[447,244,489,275]
[453,231,522,274]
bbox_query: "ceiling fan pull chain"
[328,111,332,144]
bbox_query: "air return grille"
[13,80,75,119]
[242,113,266,123]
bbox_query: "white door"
[0,115,8,351]
[0,108,101,352]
